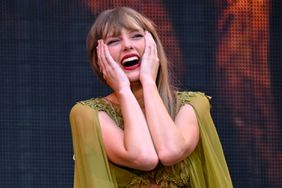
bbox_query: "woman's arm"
[99,88,158,171]
[142,82,199,166]
[97,41,158,171]
[140,33,199,166]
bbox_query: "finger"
[103,43,118,68]
[97,40,106,72]
[99,40,108,66]
[145,31,154,45]
[150,35,158,58]
[101,40,115,77]
[96,41,103,70]
[144,31,152,57]
[146,31,158,59]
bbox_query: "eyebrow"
[105,28,144,38]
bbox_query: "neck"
[130,80,143,97]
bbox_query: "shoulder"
[177,91,211,108]
[69,100,104,147]
[176,91,212,119]
[69,98,104,122]
[70,102,93,117]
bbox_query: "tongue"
[122,60,140,70]
[123,60,138,67]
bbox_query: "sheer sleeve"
[177,92,233,188]
[69,103,118,188]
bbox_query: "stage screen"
[1,0,281,187]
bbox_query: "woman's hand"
[140,31,160,85]
[97,40,130,92]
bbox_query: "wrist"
[141,79,157,90]
[140,77,156,86]
[115,87,132,97]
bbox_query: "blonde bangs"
[101,10,144,39]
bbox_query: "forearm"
[142,81,187,164]
[116,87,157,158]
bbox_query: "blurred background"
[1,0,281,187]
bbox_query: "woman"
[70,6,233,188]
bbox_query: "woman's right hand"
[97,40,130,92]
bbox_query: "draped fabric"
[69,91,233,188]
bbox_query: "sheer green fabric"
[69,91,233,188]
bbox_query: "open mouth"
[121,55,140,70]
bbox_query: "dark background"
[0,0,281,187]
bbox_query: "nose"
[122,37,133,51]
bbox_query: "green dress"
[69,91,233,188]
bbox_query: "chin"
[126,71,140,82]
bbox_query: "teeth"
[122,56,138,64]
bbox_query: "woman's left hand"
[97,40,130,92]
[139,31,160,85]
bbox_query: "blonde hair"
[87,7,177,118]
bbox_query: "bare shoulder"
[175,103,198,125]
[97,110,117,129]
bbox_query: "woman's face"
[104,26,145,82]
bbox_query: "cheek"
[107,46,120,61]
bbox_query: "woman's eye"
[107,39,119,45]
[132,34,144,39]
